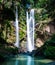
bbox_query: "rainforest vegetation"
[0,0,55,60]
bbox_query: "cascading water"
[14,6,19,47]
[26,9,35,52]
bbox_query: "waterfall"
[26,9,35,52]
[14,6,19,47]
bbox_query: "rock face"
[35,21,55,48]
[43,22,55,35]
[36,38,44,47]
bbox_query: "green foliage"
[0,0,2,2]
[37,0,55,18]
[44,46,55,59]
[0,44,18,58]
[45,34,55,46]
[43,34,55,59]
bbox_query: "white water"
[26,9,35,52]
[14,6,19,47]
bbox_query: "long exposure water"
[1,55,54,65]
[26,9,35,52]
[14,6,19,47]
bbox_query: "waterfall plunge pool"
[1,54,55,65]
